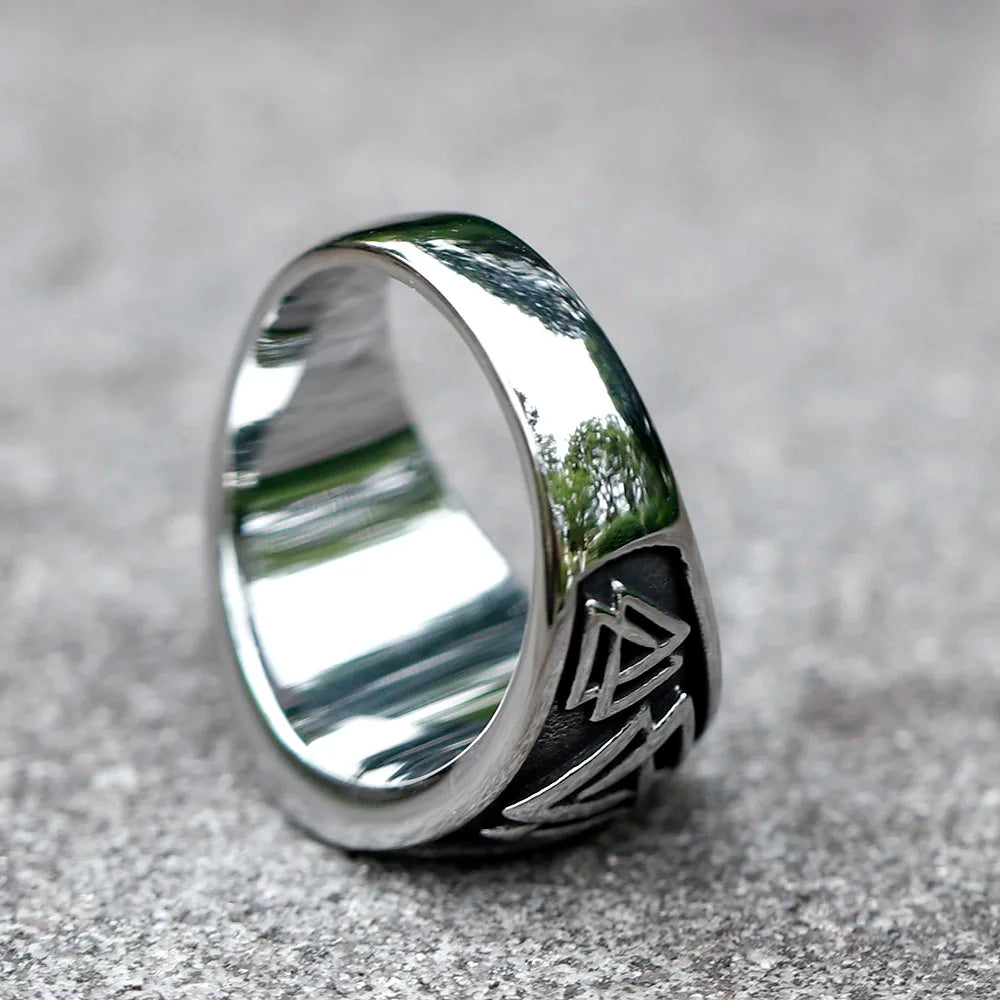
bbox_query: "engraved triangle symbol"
[481,689,695,842]
[566,579,690,721]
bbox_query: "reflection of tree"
[536,416,678,578]
[348,215,682,580]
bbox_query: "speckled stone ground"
[2,3,999,997]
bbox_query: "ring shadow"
[338,769,736,896]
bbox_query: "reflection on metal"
[211,214,720,852]
[568,580,690,722]
[482,690,694,842]
[223,259,530,789]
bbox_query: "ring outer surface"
[209,214,721,853]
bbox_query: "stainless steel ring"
[209,214,721,854]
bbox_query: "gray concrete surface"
[2,2,999,997]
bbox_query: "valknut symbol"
[566,579,691,721]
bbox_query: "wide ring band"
[209,214,720,853]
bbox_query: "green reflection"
[346,215,681,583]
[532,413,678,584]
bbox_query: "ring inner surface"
[225,264,528,791]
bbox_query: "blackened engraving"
[482,688,694,841]
[567,579,690,722]
[448,544,710,851]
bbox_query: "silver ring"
[209,214,721,853]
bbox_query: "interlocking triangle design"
[481,689,694,842]
[566,579,691,721]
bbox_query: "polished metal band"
[209,214,720,853]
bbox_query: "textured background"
[3,2,999,997]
